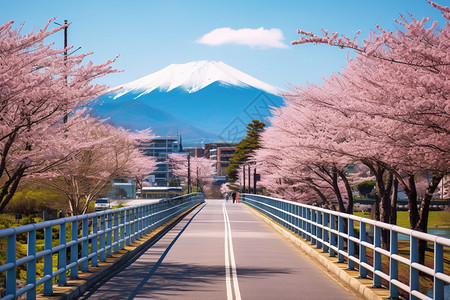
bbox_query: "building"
[109,178,136,199]
[140,186,183,199]
[215,147,235,176]
[184,147,206,158]
[140,136,181,187]
[204,143,236,176]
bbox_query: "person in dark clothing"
[231,191,236,203]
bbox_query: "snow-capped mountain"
[113,60,281,98]
[93,61,284,145]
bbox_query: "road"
[113,199,162,206]
[81,200,357,300]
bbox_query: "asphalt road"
[81,200,357,300]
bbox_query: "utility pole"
[248,164,251,193]
[196,167,199,192]
[253,167,257,194]
[187,154,191,194]
[54,19,81,124]
[64,20,68,57]
[242,165,246,193]
[63,20,68,123]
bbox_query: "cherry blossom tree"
[220,182,233,196]
[275,1,450,259]
[40,117,156,215]
[168,153,216,192]
[292,1,450,75]
[251,98,359,214]
[0,19,118,213]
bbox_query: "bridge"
[1,194,449,299]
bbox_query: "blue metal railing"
[241,194,450,300]
[0,193,204,300]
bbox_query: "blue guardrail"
[0,193,204,300]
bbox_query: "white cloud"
[197,27,288,49]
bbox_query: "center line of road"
[223,203,241,300]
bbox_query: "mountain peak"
[113,60,281,99]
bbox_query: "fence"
[0,193,204,300]
[240,194,450,300]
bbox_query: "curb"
[242,203,390,300]
[36,203,203,300]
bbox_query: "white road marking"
[223,203,241,300]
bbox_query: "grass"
[352,209,450,297]
[353,210,450,229]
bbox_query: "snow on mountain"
[113,60,281,99]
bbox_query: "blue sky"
[1,0,446,90]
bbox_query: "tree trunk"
[390,178,398,225]
[405,175,420,231]
[414,175,443,265]
[398,173,442,265]
[337,169,354,214]
[0,167,26,213]
[331,167,346,213]
[380,173,393,249]
[311,186,330,207]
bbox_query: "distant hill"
[91,60,284,145]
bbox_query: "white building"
[140,136,181,187]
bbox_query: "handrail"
[240,194,449,300]
[0,193,204,299]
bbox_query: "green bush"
[4,182,68,215]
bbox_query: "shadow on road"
[81,261,292,299]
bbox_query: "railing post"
[373,225,381,288]
[286,202,290,229]
[58,222,67,285]
[288,203,294,231]
[120,210,125,250]
[410,235,419,298]
[130,208,136,243]
[316,211,322,249]
[135,207,140,239]
[278,201,282,226]
[107,213,112,257]
[359,221,367,278]
[348,219,354,270]
[81,217,89,272]
[113,211,119,253]
[44,225,53,295]
[389,229,398,298]
[70,219,78,279]
[99,214,106,262]
[329,214,336,257]
[311,208,316,246]
[26,227,36,300]
[434,240,444,300]
[306,208,311,242]
[322,212,329,253]
[6,231,16,298]
[91,216,98,267]
[139,206,144,238]
[338,215,344,263]
[126,209,131,245]
[143,206,148,234]
[151,204,156,230]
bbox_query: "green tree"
[226,120,265,181]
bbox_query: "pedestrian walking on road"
[225,193,229,202]
[231,191,236,203]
